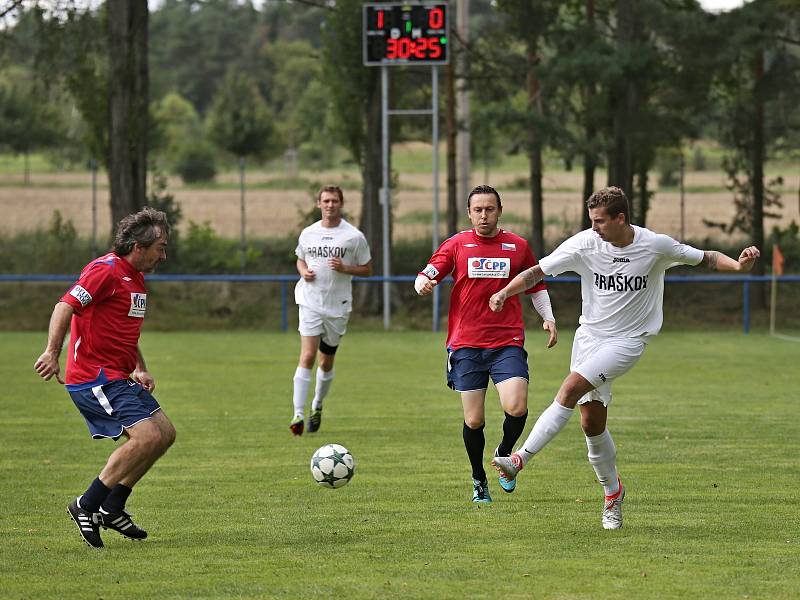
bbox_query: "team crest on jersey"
[468,257,510,279]
[70,285,92,307]
[129,293,147,318]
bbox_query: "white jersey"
[295,219,371,318]
[538,226,703,339]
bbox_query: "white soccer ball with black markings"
[310,443,355,489]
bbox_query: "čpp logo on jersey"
[128,293,147,318]
[467,257,511,278]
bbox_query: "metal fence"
[2,273,797,334]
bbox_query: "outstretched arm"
[702,246,760,272]
[489,265,545,312]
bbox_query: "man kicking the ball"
[489,186,759,528]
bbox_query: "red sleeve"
[522,242,547,296]
[419,237,455,281]
[60,261,117,315]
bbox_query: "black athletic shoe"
[307,408,322,433]
[67,498,103,548]
[99,509,148,540]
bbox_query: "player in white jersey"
[290,185,372,436]
[488,186,760,529]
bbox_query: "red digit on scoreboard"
[398,38,411,59]
[429,38,442,59]
[414,38,428,59]
[429,7,444,29]
[377,9,384,29]
[386,38,398,59]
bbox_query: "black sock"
[463,421,486,482]
[78,478,112,513]
[497,411,528,457]
[100,484,133,514]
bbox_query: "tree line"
[0,0,799,283]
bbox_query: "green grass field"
[2,330,798,599]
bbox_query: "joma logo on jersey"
[594,272,648,292]
[128,293,147,318]
[612,257,630,263]
[468,257,511,279]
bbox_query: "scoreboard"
[363,3,449,66]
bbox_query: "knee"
[464,415,485,430]
[132,423,163,450]
[298,354,315,369]
[161,423,177,450]
[580,415,604,437]
[504,401,527,418]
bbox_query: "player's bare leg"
[461,390,491,502]
[494,377,528,492]
[492,372,593,479]
[111,411,176,488]
[88,412,175,540]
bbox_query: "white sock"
[311,367,335,410]
[517,400,574,465]
[586,429,620,497]
[292,366,312,418]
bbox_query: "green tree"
[320,0,385,310]
[708,0,800,284]
[207,69,275,271]
[0,68,64,182]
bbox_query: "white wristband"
[531,290,555,322]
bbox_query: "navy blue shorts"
[446,346,529,392]
[67,380,161,440]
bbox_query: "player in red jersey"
[34,208,176,548]
[414,185,557,502]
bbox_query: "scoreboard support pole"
[381,67,391,330]
[380,66,441,331]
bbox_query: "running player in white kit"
[290,185,372,436]
[489,186,760,529]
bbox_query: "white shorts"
[298,305,349,347]
[570,326,647,407]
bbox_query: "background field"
[2,330,798,599]
[2,144,799,244]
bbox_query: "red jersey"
[60,253,148,385]
[420,229,546,349]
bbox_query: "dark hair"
[586,186,629,223]
[317,185,344,203]
[467,184,502,209]
[113,207,170,256]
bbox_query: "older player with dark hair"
[34,207,176,548]
[490,186,759,528]
[415,185,557,503]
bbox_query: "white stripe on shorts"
[92,385,114,415]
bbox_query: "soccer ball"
[310,443,355,489]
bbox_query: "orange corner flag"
[772,244,784,276]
